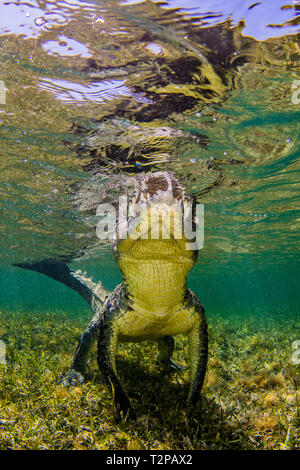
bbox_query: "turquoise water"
[1,259,299,320]
[0,0,299,322]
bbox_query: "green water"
[0,0,299,322]
[1,258,299,321]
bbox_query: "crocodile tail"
[13,259,109,311]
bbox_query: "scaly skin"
[14,172,208,420]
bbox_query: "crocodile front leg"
[71,314,99,374]
[97,318,135,420]
[60,313,99,386]
[186,290,208,405]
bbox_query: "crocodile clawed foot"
[59,369,85,387]
[115,402,137,422]
[158,358,182,373]
[114,390,137,421]
[120,407,137,422]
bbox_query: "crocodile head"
[113,172,199,311]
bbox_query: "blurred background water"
[0,0,299,321]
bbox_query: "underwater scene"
[0,0,299,451]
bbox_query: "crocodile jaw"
[117,205,196,312]
[118,248,195,313]
[113,171,198,314]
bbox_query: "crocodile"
[13,11,253,419]
[15,171,207,420]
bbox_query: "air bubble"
[35,17,46,26]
